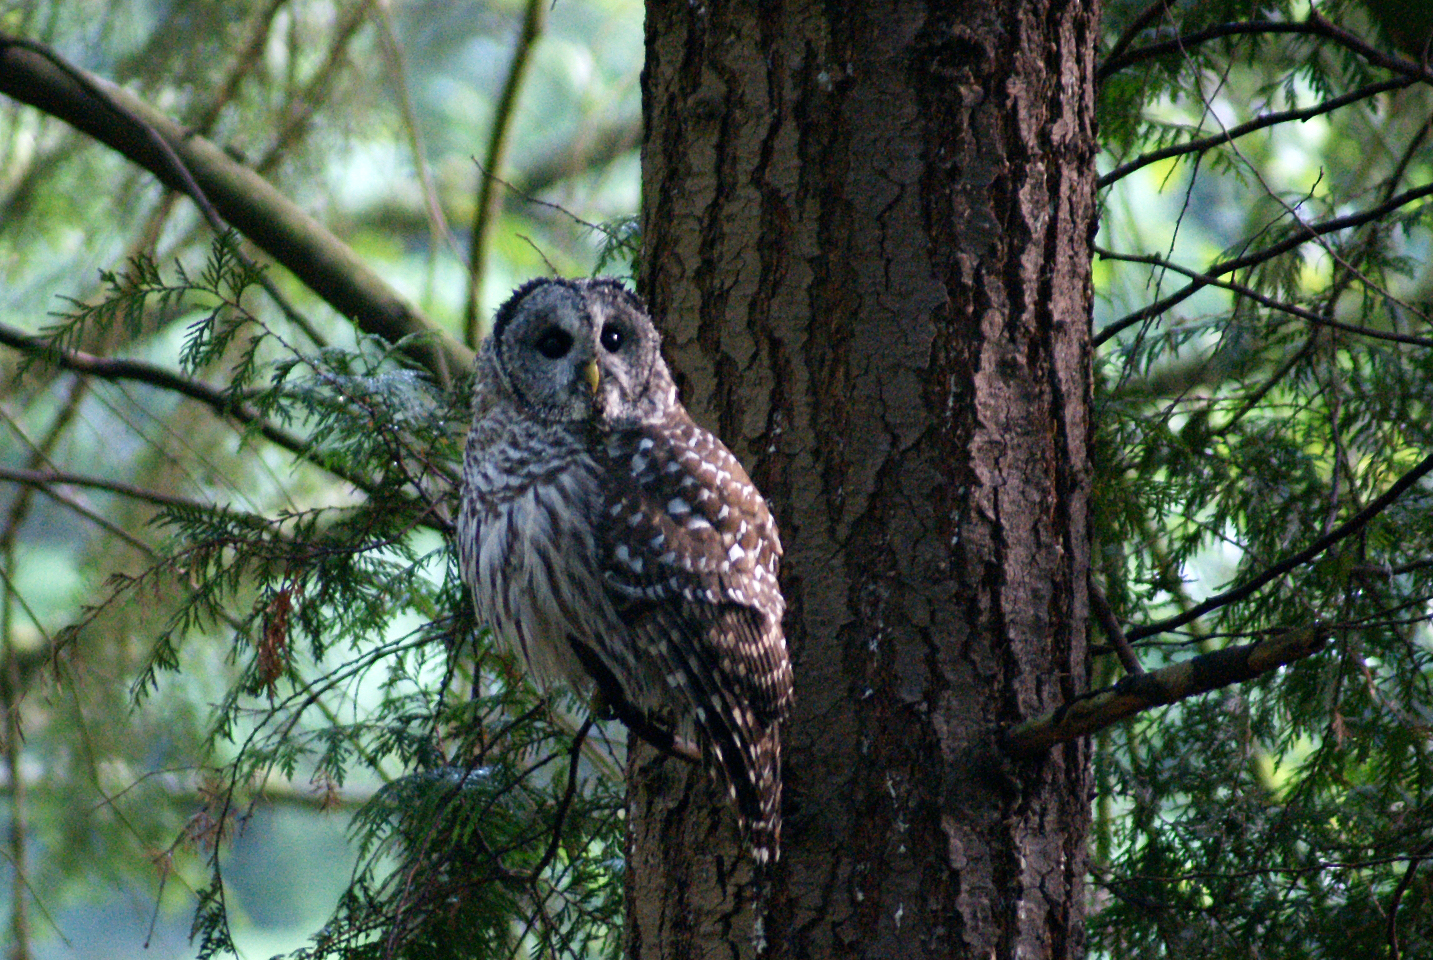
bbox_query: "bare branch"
[0,466,208,513]
[0,33,473,383]
[465,0,547,346]
[1005,626,1329,755]
[1090,576,1145,676]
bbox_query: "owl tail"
[699,708,783,867]
[740,723,783,867]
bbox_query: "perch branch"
[1005,626,1329,755]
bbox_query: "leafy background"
[2,0,1433,958]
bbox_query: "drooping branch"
[1125,448,1433,643]
[0,319,309,456]
[1096,180,1433,346]
[1005,626,1329,755]
[1099,13,1433,86]
[0,466,211,513]
[1098,77,1414,189]
[0,34,473,383]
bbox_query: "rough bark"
[630,2,1098,958]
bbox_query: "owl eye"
[534,328,574,359]
[600,323,625,353]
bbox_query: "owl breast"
[458,420,607,692]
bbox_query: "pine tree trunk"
[629,2,1098,957]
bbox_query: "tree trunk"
[629,2,1098,957]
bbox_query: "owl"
[456,277,793,864]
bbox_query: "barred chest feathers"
[457,413,606,694]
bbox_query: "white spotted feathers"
[457,277,793,865]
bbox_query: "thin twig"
[1090,576,1144,675]
[1386,838,1433,960]
[529,716,595,882]
[1098,77,1413,189]
[1102,0,1173,74]
[465,0,547,346]
[0,466,211,513]
[1095,247,1433,349]
[1096,180,1433,346]
[1125,448,1433,642]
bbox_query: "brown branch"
[465,0,547,346]
[1098,77,1414,189]
[1387,838,1433,960]
[0,33,472,384]
[1005,626,1329,755]
[0,466,209,513]
[1096,180,1433,346]
[1125,448,1433,642]
[1099,14,1433,86]
[0,319,314,461]
[1099,20,1314,82]
[1095,247,1433,349]
[1102,1,1174,73]
[1090,576,1145,675]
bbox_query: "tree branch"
[1099,14,1433,86]
[1096,180,1433,346]
[1099,20,1314,82]
[1125,448,1433,642]
[1094,247,1433,349]
[1090,576,1145,675]
[0,466,209,513]
[1005,626,1329,755]
[0,318,310,457]
[0,33,473,383]
[465,0,546,346]
[1098,77,1414,190]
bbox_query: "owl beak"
[583,359,601,395]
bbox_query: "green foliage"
[1092,2,1433,957]
[0,1,641,954]
[34,240,627,959]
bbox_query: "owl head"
[480,277,678,427]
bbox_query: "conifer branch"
[1094,247,1433,349]
[0,33,473,383]
[1005,626,1329,755]
[1096,180,1433,345]
[1125,448,1433,642]
[1097,77,1415,189]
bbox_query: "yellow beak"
[583,359,601,395]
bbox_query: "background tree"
[1,1,1432,959]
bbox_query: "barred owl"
[456,277,793,864]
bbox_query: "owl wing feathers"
[594,413,791,854]
[597,412,792,723]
